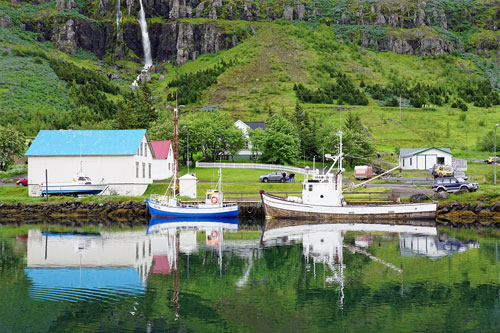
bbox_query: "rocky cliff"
[8,0,500,64]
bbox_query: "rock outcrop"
[437,201,500,224]
[12,0,500,61]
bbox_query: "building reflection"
[399,234,480,258]
[25,229,153,301]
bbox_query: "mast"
[172,101,179,197]
[338,130,342,173]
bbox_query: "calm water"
[1,219,500,332]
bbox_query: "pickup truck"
[432,177,478,193]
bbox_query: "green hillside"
[1,0,500,161]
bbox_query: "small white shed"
[179,174,197,198]
[399,148,452,170]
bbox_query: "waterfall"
[137,0,152,69]
[116,0,123,39]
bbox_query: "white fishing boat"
[41,172,107,196]
[147,168,239,218]
[260,131,437,221]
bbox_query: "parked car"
[432,177,478,193]
[432,165,454,178]
[453,171,468,181]
[485,157,500,164]
[259,171,288,183]
[16,178,28,186]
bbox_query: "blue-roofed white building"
[25,129,155,196]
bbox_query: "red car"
[16,178,28,186]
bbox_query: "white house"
[25,129,155,196]
[399,148,452,170]
[151,140,174,180]
[233,120,266,160]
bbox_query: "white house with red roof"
[151,140,174,180]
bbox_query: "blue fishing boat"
[146,169,239,218]
[147,217,239,234]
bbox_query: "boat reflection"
[147,217,241,276]
[261,219,479,308]
[24,230,152,302]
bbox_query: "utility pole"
[186,126,190,174]
[495,124,499,185]
[399,94,402,122]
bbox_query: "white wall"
[27,135,154,196]
[399,149,452,170]
[152,146,174,180]
[27,230,152,282]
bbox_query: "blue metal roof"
[25,129,147,156]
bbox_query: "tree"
[249,128,266,161]
[223,127,246,162]
[149,110,174,141]
[477,130,495,152]
[182,110,235,161]
[0,126,26,170]
[323,129,375,168]
[344,112,362,132]
[115,83,157,129]
[262,114,300,164]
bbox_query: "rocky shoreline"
[0,200,263,225]
[0,201,150,225]
[437,201,500,224]
[0,200,499,225]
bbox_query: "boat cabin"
[302,173,344,207]
[206,190,223,206]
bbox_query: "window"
[168,163,170,170]
[148,163,151,179]
[145,144,147,157]
[140,143,143,156]
[403,159,405,167]
[410,158,412,166]
[309,185,313,191]
[136,162,139,178]
[142,162,145,178]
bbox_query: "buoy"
[211,230,218,239]
[211,195,218,204]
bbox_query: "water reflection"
[1,219,498,331]
[25,230,152,302]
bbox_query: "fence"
[195,162,317,175]
[222,191,391,202]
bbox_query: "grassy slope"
[144,21,500,161]
[1,1,500,156]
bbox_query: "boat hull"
[146,199,239,218]
[42,184,107,195]
[260,192,437,221]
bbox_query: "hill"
[1,0,500,160]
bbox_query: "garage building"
[398,148,452,170]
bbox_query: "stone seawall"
[1,200,499,225]
[0,201,150,224]
[0,201,265,224]
[437,201,500,224]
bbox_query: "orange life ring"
[211,230,218,239]
[211,196,218,204]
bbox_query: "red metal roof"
[151,140,171,159]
